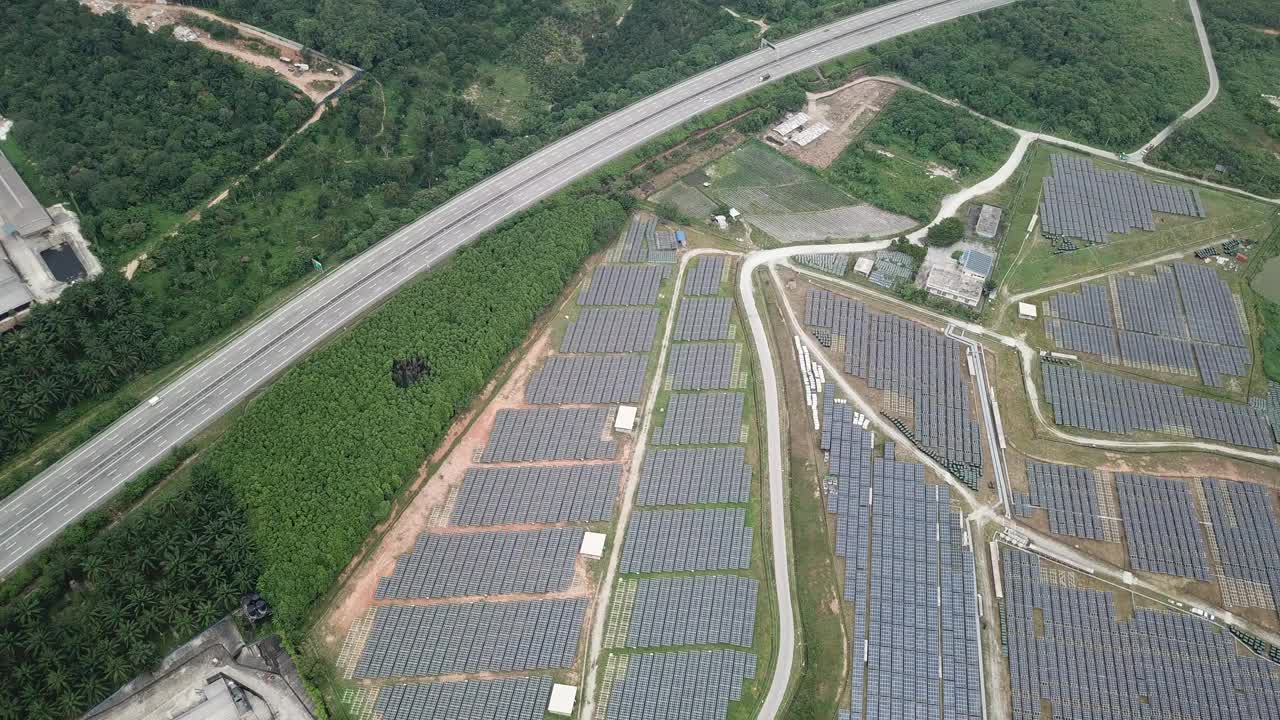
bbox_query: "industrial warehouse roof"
[0,258,32,316]
[0,150,52,238]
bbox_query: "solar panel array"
[684,256,726,295]
[375,677,552,720]
[603,650,756,720]
[1250,381,1280,440]
[796,253,850,276]
[673,297,733,341]
[376,528,582,600]
[481,407,617,462]
[621,215,659,263]
[668,343,738,390]
[451,464,619,526]
[1115,267,1184,337]
[652,392,744,445]
[1021,461,1105,540]
[805,289,984,478]
[1002,549,1280,720]
[620,508,752,573]
[526,354,647,404]
[637,447,751,506]
[1040,364,1274,450]
[354,598,586,678]
[824,402,982,720]
[624,575,758,648]
[1175,262,1246,346]
[1200,478,1280,611]
[1046,318,1120,361]
[1039,154,1205,244]
[560,308,659,353]
[1114,473,1210,580]
[1045,283,1114,326]
[1042,263,1251,386]
[579,264,671,306]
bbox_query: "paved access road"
[0,0,1018,576]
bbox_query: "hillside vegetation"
[1150,0,1280,196]
[825,90,1016,221]
[201,197,625,634]
[0,0,308,258]
[868,0,1207,151]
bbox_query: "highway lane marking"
[0,0,1012,574]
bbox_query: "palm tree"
[104,655,131,686]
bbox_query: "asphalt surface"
[0,0,1018,576]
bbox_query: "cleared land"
[775,78,899,168]
[702,142,915,243]
[80,1,356,103]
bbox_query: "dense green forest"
[868,0,1208,150]
[0,0,309,258]
[1149,0,1280,196]
[824,91,1015,221]
[0,276,163,461]
[202,197,624,634]
[0,464,256,720]
[0,0,763,473]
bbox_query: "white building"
[1018,302,1038,320]
[924,264,984,308]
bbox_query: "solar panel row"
[376,528,583,600]
[652,392,745,446]
[481,407,618,462]
[526,354,648,404]
[637,447,752,506]
[354,599,586,678]
[619,508,752,574]
[451,464,620,526]
[673,297,734,341]
[1002,549,1280,720]
[625,575,758,648]
[375,677,552,720]
[1040,364,1274,450]
[580,265,671,306]
[1114,473,1210,580]
[667,343,739,391]
[1039,154,1205,244]
[684,256,726,296]
[560,308,660,353]
[603,650,757,720]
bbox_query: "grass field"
[824,90,1018,222]
[464,63,536,128]
[988,143,1280,297]
[705,141,856,215]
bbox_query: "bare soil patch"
[775,79,898,169]
[80,1,355,104]
[637,131,748,199]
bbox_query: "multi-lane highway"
[0,0,1018,575]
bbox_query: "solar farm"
[822,397,984,720]
[805,287,986,488]
[598,249,768,720]
[1040,262,1253,387]
[336,215,691,719]
[1039,363,1275,449]
[1001,550,1280,720]
[1039,154,1206,245]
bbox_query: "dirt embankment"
[80,1,355,104]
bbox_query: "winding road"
[0,0,1023,578]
